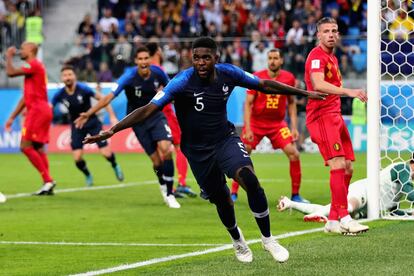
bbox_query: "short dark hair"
[134,46,150,57]
[267,48,283,58]
[61,64,75,73]
[192,37,217,52]
[316,17,337,31]
[146,42,159,57]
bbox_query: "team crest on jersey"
[333,143,341,151]
[154,80,159,88]
[23,63,31,69]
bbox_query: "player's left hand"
[74,113,89,129]
[83,130,114,144]
[5,47,17,58]
[291,128,299,141]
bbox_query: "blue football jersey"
[52,83,96,122]
[112,65,169,114]
[151,63,260,150]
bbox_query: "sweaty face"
[192,47,217,79]
[317,23,339,49]
[267,51,283,73]
[135,51,150,75]
[61,69,76,87]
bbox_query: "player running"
[52,65,124,186]
[5,42,56,195]
[75,46,180,209]
[83,37,326,263]
[147,42,196,197]
[278,159,414,221]
[304,17,368,234]
[231,48,308,204]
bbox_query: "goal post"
[369,1,414,220]
[366,0,381,219]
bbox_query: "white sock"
[340,215,353,224]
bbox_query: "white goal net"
[379,0,414,219]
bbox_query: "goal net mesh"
[380,1,414,219]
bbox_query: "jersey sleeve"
[151,70,189,108]
[111,69,134,97]
[51,89,63,106]
[79,83,95,97]
[20,60,38,75]
[307,50,327,74]
[222,64,261,90]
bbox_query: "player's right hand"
[345,89,368,102]
[83,130,114,144]
[5,46,17,58]
[74,113,89,129]
[243,129,254,142]
[5,118,13,132]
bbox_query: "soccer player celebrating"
[75,47,180,209]
[52,65,124,186]
[304,17,368,234]
[278,158,414,221]
[147,42,196,197]
[231,49,308,204]
[5,42,56,195]
[83,37,325,263]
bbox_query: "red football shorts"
[307,113,355,165]
[22,106,53,144]
[242,121,293,150]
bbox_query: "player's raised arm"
[94,84,118,125]
[6,44,39,77]
[83,102,159,144]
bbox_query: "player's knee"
[329,157,346,170]
[345,161,354,175]
[237,166,262,194]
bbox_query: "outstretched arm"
[5,98,25,131]
[94,86,118,125]
[83,103,159,144]
[258,79,326,99]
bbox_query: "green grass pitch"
[0,152,412,275]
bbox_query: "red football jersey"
[247,69,295,128]
[21,59,48,109]
[305,46,342,123]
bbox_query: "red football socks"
[329,168,348,220]
[176,147,188,186]
[22,147,53,183]
[290,160,302,195]
[344,173,352,195]
[231,180,240,194]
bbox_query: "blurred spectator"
[388,9,414,40]
[270,19,285,49]
[6,3,25,45]
[78,59,97,82]
[111,34,132,77]
[64,37,88,68]
[0,0,6,16]
[78,13,96,37]
[98,7,118,33]
[90,33,113,70]
[178,47,192,70]
[330,8,348,36]
[250,40,271,72]
[25,9,43,59]
[303,14,317,53]
[162,41,179,77]
[286,19,305,74]
[0,14,11,50]
[97,61,113,82]
[123,21,137,41]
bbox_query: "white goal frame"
[366,0,381,219]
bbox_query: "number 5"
[195,97,204,111]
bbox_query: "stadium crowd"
[63,0,369,81]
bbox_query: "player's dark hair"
[146,42,159,57]
[134,46,150,58]
[316,17,337,31]
[61,64,75,73]
[192,37,217,52]
[267,48,283,58]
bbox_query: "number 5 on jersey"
[195,96,204,111]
